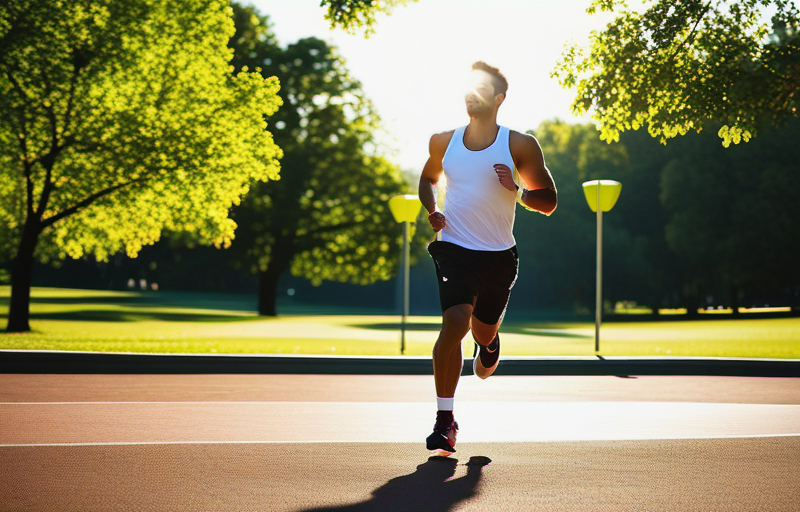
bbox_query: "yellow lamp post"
[581,180,622,353]
[388,194,421,354]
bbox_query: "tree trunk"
[684,287,700,318]
[6,222,41,332]
[730,283,741,316]
[257,265,281,316]
[256,238,295,316]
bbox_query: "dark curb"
[1,350,799,377]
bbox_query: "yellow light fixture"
[389,194,422,223]
[582,180,622,212]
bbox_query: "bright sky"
[250,0,615,171]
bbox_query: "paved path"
[1,374,799,511]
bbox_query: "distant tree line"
[23,115,800,317]
[511,117,800,316]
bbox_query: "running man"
[419,61,557,456]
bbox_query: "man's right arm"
[418,131,451,232]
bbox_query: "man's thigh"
[471,283,511,338]
[428,241,480,312]
[472,267,517,327]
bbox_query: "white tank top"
[439,125,517,251]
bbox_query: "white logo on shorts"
[442,276,448,282]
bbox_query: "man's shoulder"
[431,128,457,142]
[508,129,542,154]
[508,129,539,144]
[429,129,457,152]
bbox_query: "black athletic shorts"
[427,240,519,325]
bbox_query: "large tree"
[553,0,799,146]
[229,4,408,315]
[0,0,282,331]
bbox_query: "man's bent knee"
[471,315,499,346]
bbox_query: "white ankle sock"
[437,397,454,411]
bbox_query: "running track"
[2,374,799,511]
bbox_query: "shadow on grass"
[522,328,592,339]
[27,296,154,305]
[0,289,264,323]
[23,293,257,312]
[355,322,592,339]
[354,322,442,332]
[299,456,490,512]
[0,310,260,323]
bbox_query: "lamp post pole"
[388,194,421,355]
[582,180,622,354]
[595,185,602,353]
[401,220,411,354]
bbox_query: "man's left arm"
[508,131,557,215]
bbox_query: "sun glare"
[256,0,617,169]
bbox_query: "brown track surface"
[3,374,800,403]
[2,374,799,511]
[3,440,799,511]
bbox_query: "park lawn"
[0,286,798,358]
[511,320,800,359]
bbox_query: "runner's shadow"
[300,455,491,512]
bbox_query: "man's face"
[465,70,500,115]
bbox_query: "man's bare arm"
[418,131,453,231]
[510,131,557,215]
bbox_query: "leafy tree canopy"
[320,0,411,34]
[1,0,282,331]
[0,0,282,264]
[553,0,800,146]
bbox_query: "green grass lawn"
[1,286,798,358]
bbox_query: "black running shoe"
[426,410,458,456]
[473,333,500,380]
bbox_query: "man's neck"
[464,114,499,150]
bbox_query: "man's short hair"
[472,61,508,97]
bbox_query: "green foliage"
[284,151,406,287]
[513,120,662,313]
[553,0,800,146]
[660,119,800,300]
[515,117,800,313]
[228,5,408,291]
[523,119,627,270]
[320,0,411,35]
[0,0,282,262]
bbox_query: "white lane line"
[3,433,800,448]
